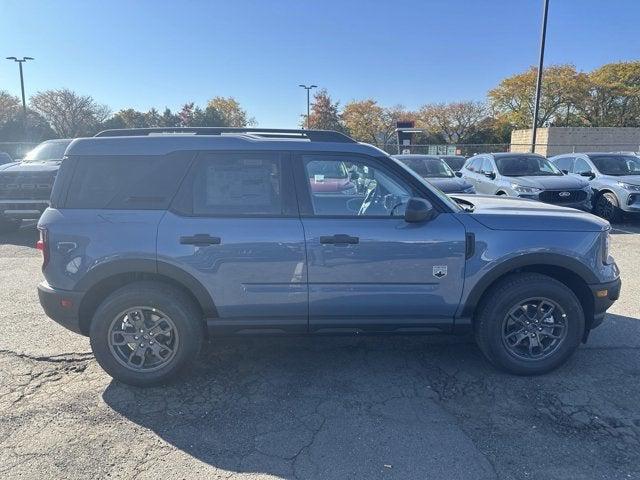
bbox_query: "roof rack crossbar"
[94,127,356,143]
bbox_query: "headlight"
[602,230,611,264]
[511,183,542,194]
[617,181,640,192]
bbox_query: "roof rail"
[94,127,356,143]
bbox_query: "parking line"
[612,226,640,234]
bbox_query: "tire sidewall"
[595,192,620,222]
[89,283,202,386]
[479,277,584,375]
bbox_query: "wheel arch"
[461,254,596,330]
[76,259,216,335]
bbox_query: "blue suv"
[37,128,621,386]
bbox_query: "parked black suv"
[0,138,72,231]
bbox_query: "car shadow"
[101,314,640,479]
[101,334,499,479]
[0,222,38,247]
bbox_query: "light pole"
[6,56,34,139]
[531,0,549,153]
[298,84,317,129]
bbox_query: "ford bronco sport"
[37,128,621,386]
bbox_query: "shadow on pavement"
[102,334,498,479]
[101,322,640,479]
[0,223,38,247]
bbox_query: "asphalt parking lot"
[1,222,639,480]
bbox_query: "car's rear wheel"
[594,192,621,222]
[89,281,203,386]
[474,273,584,375]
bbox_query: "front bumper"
[588,277,622,330]
[38,282,85,335]
[0,200,49,219]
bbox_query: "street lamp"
[298,84,317,129]
[6,56,34,139]
[531,0,549,153]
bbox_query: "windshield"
[23,140,71,162]
[591,155,640,176]
[307,159,348,179]
[495,155,562,177]
[390,157,462,212]
[441,156,466,171]
[401,157,455,178]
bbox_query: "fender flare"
[76,258,217,317]
[460,252,598,318]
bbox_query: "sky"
[1,0,638,128]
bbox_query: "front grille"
[0,172,55,200]
[539,190,587,204]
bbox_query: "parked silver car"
[549,152,640,221]
[461,153,592,210]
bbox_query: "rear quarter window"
[64,152,194,209]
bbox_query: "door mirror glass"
[484,171,496,180]
[404,197,435,223]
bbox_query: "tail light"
[36,227,49,269]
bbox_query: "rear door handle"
[180,234,221,246]
[320,234,359,245]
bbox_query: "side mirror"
[404,197,436,223]
[579,171,595,179]
[454,171,463,177]
[561,169,569,175]
[484,171,496,180]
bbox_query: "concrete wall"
[510,127,640,156]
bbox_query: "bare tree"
[30,89,110,137]
[417,101,487,144]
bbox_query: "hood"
[0,160,61,174]
[600,174,640,186]
[0,161,21,172]
[452,194,608,232]
[507,175,588,190]
[425,176,473,193]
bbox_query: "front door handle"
[180,234,221,246]
[320,234,359,245]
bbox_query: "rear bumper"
[589,277,622,330]
[37,282,85,335]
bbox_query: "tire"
[474,273,585,375]
[89,281,203,386]
[594,192,621,223]
[0,217,21,233]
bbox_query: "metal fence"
[375,142,640,157]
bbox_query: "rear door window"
[172,151,295,216]
[65,152,194,209]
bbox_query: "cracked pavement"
[1,223,640,479]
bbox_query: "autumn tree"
[417,101,487,144]
[207,97,255,127]
[577,61,640,127]
[305,89,345,131]
[488,65,587,128]
[30,88,110,137]
[341,99,386,143]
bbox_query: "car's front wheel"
[474,273,585,375]
[594,191,621,222]
[89,281,203,386]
